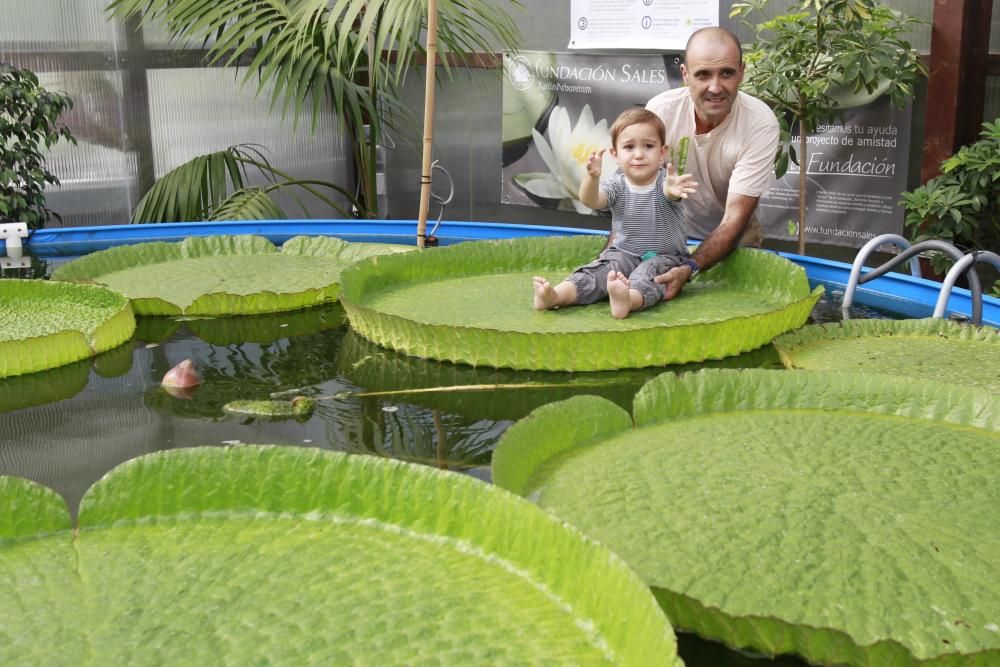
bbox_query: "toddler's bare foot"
[607,271,631,319]
[533,276,559,310]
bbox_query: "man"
[646,26,779,300]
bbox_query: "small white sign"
[569,0,719,50]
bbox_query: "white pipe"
[0,222,29,259]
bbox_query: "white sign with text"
[568,0,718,50]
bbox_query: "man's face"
[681,37,744,130]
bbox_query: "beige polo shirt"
[646,88,779,244]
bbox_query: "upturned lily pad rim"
[339,235,823,371]
[1,446,679,666]
[494,368,1000,496]
[772,318,1000,394]
[0,279,135,379]
[773,317,999,366]
[492,369,1000,665]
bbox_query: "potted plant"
[900,118,1000,294]
[732,0,924,255]
[0,63,76,230]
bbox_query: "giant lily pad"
[492,369,1000,665]
[774,318,1000,393]
[51,235,413,316]
[339,236,823,371]
[0,446,678,664]
[0,279,135,379]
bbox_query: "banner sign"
[758,97,913,247]
[501,50,912,248]
[569,0,718,50]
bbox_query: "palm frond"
[208,187,286,221]
[131,144,356,223]
[107,0,524,217]
[132,145,250,223]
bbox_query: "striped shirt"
[601,169,687,258]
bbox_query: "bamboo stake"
[797,116,808,255]
[415,0,439,249]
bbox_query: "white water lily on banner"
[514,105,618,214]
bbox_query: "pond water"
[0,285,899,666]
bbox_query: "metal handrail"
[842,235,984,323]
[933,251,1000,322]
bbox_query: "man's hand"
[585,149,606,179]
[663,162,697,201]
[654,264,694,301]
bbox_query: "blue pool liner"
[10,219,999,327]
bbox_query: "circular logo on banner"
[507,56,535,92]
[643,0,653,5]
[578,17,589,30]
[641,16,653,29]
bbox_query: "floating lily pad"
[339,236,822,371]
[774,318,1000,393]
[51,235,413,317]
[0,279,135,379]
[0,446,678,664]
[222,396,314,420]
[493,369,1000,665]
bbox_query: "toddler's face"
[611,122,667,185]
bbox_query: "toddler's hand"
[585,149,606,178]
[664,162,698,200]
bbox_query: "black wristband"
[681,258,700,276]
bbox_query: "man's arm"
[654,192,760,301]
[691,192,759,268]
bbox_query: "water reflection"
[0,299,807,514]
[337,329,784,420]
[0,305,522,513]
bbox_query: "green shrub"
[901,119,1000,288]
[0,63,76,230]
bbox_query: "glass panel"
[32,71,137,228]
[0,0,120,49]
[994,0,1000,52]
[388,68,503,222]
[984,76,1000,124]
[146,68,353,218]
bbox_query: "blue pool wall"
[12,219,1000,327]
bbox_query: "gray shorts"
[567,247,688,309]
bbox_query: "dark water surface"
[0,290,900,666]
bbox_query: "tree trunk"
[797,118,808,255]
